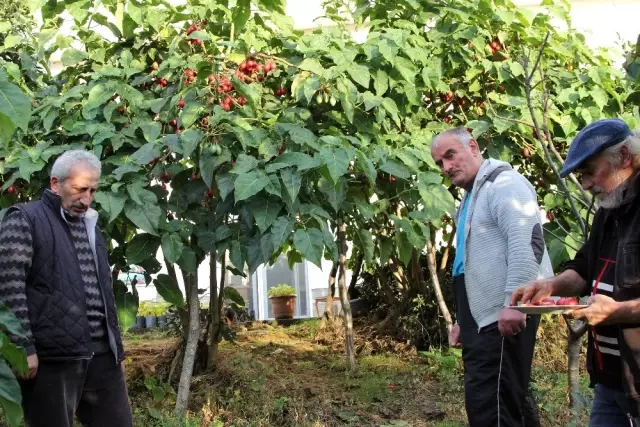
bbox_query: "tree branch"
[486,99,534,128]
[524,32,587,237]
[526,32,550,84]
[545,228,579,252]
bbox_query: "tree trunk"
[217,253,227,320]
[207,250,227,369]
[165,257,189,339]
[323,261,338,318]
[175,274,201,416]
[411,250,427,295]
[567,319,588,410]
[426,237,454,332]
[337,219,356,371]
[206,252,219,370]
[439,225,456,275]
[347,254,363,299]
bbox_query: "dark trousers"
[19,352,133,427]
[454,275,540,427]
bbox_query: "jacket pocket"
[620,243,640,288]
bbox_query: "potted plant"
[156,303,169,328]
[268,284,296,320]
[136,302,147,329]
[139,302,157,329]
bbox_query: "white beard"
[593,171,635,209]
[596,188,625,209]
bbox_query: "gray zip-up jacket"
[454,158,554,329]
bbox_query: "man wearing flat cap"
[511,118,640,425]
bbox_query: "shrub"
[268,284,296,298]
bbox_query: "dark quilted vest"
[14,191,124,363]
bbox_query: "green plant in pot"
[268,284,296,320]
[135,302,148,329]
[138,302,157,329]
[155,303,170,328]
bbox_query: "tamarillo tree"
[1,0,638,417]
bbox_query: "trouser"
[19,352,133,427]
[454,274,540,427]
[589,383,635,426]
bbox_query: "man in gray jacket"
[431,127,553,426]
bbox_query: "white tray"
[508,305,588,315]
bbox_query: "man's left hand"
[498,308,527,336]
[569,294,620,326]
[120,360,126,375]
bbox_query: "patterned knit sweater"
[0,209,107,351]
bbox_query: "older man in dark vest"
[0,150,132,427]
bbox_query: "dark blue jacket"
[13,190,124,364]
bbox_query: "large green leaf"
[356,151,377,184]
[230,240,245,271]
[347,64,371,88]
[319,147,350,184]
[180,104,201,129]
[0,359,23,427]
[379,159,411,179]
[374,70,389,96]
[95,191,126,223]
[252,198,282,233]
[355,230,374,263]
[279,168,302,205]
[298,58,325,76]
[0,302,25,341]
[270,217,293,250]
[223,287,245,307]
[465,119,492,139]
[231,154,259,174]
[124,200,161,235]
[200,149,229,190]
[84,82,113,111]
[266,152,322,172]
[394,56,417,83]
[234,171,268,202]
[154,274,185,307]
[216,171,237,200]
[318,177,346,212]
[381,97,401,128]
[378,236,393,263]
[0,77,31,143]
[420,184,456,216]
[139,122,162,144]
[396,231,413,266]
[131,141,162,165]
[125,234,161,264]
[180,129,203,159]
[162,233,184,264]
[293,228,324,267]
[321,226,338,262]
[127,183,157,205]
[353,194,375,220]
[177,247,198,275]
[231,76,261,107]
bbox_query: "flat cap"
[560,118,633,178]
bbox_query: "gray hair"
[603,129,640,168]
[51,150,102,181]
[432,126,474,149]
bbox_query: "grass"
[1,317,593,426]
